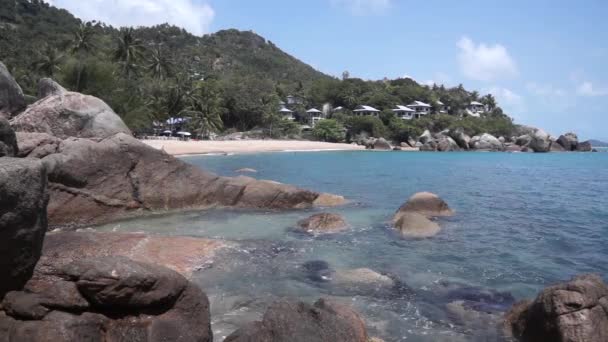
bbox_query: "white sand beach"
[142,139,366,155]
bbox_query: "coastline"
[142,139,366,156]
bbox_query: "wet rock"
[297,213,349,234]
[15,132,60,158]
[504,274,608,342]
[0,61,26,118]
[332,268,396,291]
[394,192,454,220]
[0,117,18,157]
[394,212,440,238]
[577,140,593,152]
[235,168,257,173]
[373,137,392,150]
[302,260,333,282]
[10,87,132,139]
[0,158,48,299]
[36,78,66,99]
[313,193,347,207]
[225,298,369,342]
[515,135,532,147]
[556,132,578,151]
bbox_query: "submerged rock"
[297,213,349,234]
[394,212,441,238]
[0,117,18,157]
[0,61,26,118]
[225,298,369,342]
[332,268,396,290]
[504,274,608,342]
[394,192,454,220]
[0,158,48,299]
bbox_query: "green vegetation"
[312,119,345,142]
[0,0,517,141]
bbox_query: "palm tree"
[481,94,497,110]
[180,81,224,138]
[35,46,64,77]
[114,27,144,78]
[147,44,173,81]
[70,23,96,91]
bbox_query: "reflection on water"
[96,151,608,341]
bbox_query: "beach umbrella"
[177,132,192,136]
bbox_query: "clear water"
[96,151,608,341]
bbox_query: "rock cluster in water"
[297,212,350,234]
[392,192,453,238]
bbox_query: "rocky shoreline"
[2,64,607,341]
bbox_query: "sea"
[96,151,608,341]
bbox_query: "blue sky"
[49,0,608,140]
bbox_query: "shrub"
[312,119,345,142]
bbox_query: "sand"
[142,139,366,155]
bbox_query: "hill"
[589,139,608,147]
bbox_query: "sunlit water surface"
[96,151,608,341]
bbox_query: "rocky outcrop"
[419,130,433,144]
[504,274,608,342]
[449,128,471,150]
[420,140,437,151]
[528,129,552,152]
[0,61,26,118]
[515,135,532,147]
[15,132,61,158]
[37,133,343,228]
[577,140,593,152]
[225,298,369,342]
[373,137,392,150]
[556,133,578,151]
[0,117,18,157]
[436,135,461,152]
[472,133,503,151]
[0,256,213,342]
[394,192,454,220]
[10,89,131,139]
[394,212,440,238]
[297,213,349,234]
[550,140,566,152]
[0,158,48,299]
[36,78,67,99]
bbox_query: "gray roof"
[354,105,380,112]
[393,105,415,112]
[306,108,323,113]
[470,101,484,106]
[279,108,293,113]
[407,101,431,108]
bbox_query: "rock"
[504,274,608,342]
[515,135,532,147]
[225,298,369,342]
[0,117,18,157]
[15,132,61,158]
[407,137,417,147]
[10,89,132,139]
[420,140,437,151]
[0,257,213,342]
[297,213,349,234]
[0,158,48,299]
[528,129,552,152]
[36,78,66,99]
[394,212,440,238]
[373,137,392,150]
[235,168,257,173]
[394,192,454,220]
[313,193,347,207]
[419,130,433,144]
[504,143,523,152]
[332,268,395,290]
[0,61,26,117]
[550,141,566,152]
[400,142,411,148]
[392,146,401,151]
[498,136,506,144]
[449,128,471,150]
[556,132,578,151]
[34,134,341,228]
[473,133,503,151]
[577,140,593,152]
[436,136,460,152]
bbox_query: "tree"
[481,94,497,111]
[181,80,224,138]
[114,27,145,78]
[313,119,345,142]
[35,46,64,77]
[147,44,173,80]
[342,70,350,80]
[70,23,96,91]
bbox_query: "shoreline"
[142,139,366,156]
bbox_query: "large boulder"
[577,140,593,152]
[36,78,66,99]
[504,274,608,342]
[473,133,503,151]
[528,129,552,152]
[297,213,349,234]
[515,135,532,147]
[550,140,566,152]
[419,130,433,144]
[373,137,392,150]
[0,256,213,342]
[0,117,18,157]
[449,128,471,150]
[225,298,369,342]
[0,61,26,118]
[394,192,454,221]
[556,133,578,151]
[10,87,131,139]
[36,134,342,228]
[15,132,61,158]
[394,212,440,238]
[437,135,461,152]
[419,140,437,151]
[0,158,48,299]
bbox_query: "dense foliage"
[0,0,517,141]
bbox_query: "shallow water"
[96,151,608,341]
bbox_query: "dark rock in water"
[448,128,471,150]
[37,78,66,99]
[302,260,333,282]
[0,117,18,157]
[472,133,504,151]
[443,285,516,313]
[393,212,441,238]
[0,61,26,118]
[0,256,213,342]
[550,140,566,152]
[0,158,48,299]
[577,140,593,152]
[515,134,532,147]
[419,140,437,151]
[436,135,460,152]
[224,298,369,342]
[528,129,552,152]
[504,274,608,342]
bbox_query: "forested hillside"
[0,0,516,141]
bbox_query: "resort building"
[436,100,448,114]
[279,107,295,120]
[466,101,486,117]
[353,105,381,117]
[305,108,325,127]
[406,101,432,118]
[393,105,416,120]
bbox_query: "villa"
[305,108,325,127]
[406,101,432,118]
[279,107,295,120]
[353,105,381,117]
[436,100,448,114]
[466,101,486,117]
[393,105,416,120]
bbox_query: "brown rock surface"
[297,213,349,234]
[394,192,454,221]
[394,212,441,238]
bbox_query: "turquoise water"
[97,151,608,341]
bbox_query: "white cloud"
[47,0,215,35]
[526,82,566,97]
[577,81,608,97]
[484,86,525,116]
[457,36,518,82]
[331,0,391,15]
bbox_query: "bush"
[345,116,388,140]
[312,119,345,142]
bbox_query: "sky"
[47,0,608,141]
